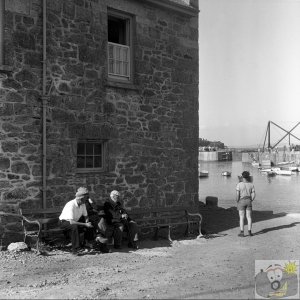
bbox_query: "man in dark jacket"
[84,197,111,253]
[99,190,139,250]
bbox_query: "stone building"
[0,0,199,243]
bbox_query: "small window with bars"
[77,141,105,171]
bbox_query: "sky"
[198,0,300,147]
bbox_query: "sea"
[199,161,300,214]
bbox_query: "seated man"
[59,187,94,255]
[99,190,139,250]
[84,197,110,253]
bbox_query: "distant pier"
[199,150,232,161]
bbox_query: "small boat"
[274,169,292,176]
[267,171,276,177]
[261,160,271,167]
[221,171,231,176]
[281,166,298,172]
[252,162,260,168]
[260,167,280,173]
[277,161,295,166]
[199,170,209,178]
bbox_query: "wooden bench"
[17,205,203,249]
[128,206,203,242]
[19,207,64,252]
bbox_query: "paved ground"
[0,207,299,299]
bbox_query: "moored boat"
[260,167,292,176]
[252,162,260,167]
[267,171,276,177]
[277,161,295,166]
[221,171,231,176]
[260,167,280,173]
[275,169,292,176]
[199,170,209,178]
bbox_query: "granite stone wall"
[0,0,199,244]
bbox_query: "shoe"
[85,241,94,249]
[71,250,81,256]
[95,242,111,253]
[114,245,122,249]
[238,232,244,237]
[248,231,254,237]
[128,242,139,250]
[100,245,111,253]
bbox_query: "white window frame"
[108,42,130,79]
[76,140,106,173]
[107,9,133,83]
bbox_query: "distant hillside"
[199,138,225,149]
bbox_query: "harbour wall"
[199,151,233,161]
[200,150,300,164]
[242,151,300,165]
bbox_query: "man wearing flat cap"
[59,187,94,255]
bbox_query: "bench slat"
[21,207,63,215]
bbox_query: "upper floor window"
[108,9,133,82]
[77,141,106,172]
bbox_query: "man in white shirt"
[59,187,94,255]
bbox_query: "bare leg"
[246,210,252,231]
[239,210,245,231]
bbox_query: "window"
[107,10,132,82]
[77,141,106,172]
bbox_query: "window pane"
[116,47,121,60]
[86,143,93,155]
[94,156,102,168]
[109,59,114,73]
[123,48,128,61]
[108,17,127,45]
[77,143,85,155]
[77,156,85,168]
[94,144,102,155]
[86,156,93,168]
[108,44,114,58]
[116,61,121,74]
[123,62,128,76]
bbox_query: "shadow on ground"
[254,222,300,236]
[199,202,288,234]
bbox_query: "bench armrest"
[19,209,42,237]
[186,211,202,220]
[185,210,203,238]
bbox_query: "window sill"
[0,65,12,72]
[76,168,105,174]
[106,80,139,91]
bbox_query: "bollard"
[205,196,218,207]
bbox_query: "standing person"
[236,171,256,237]
[59,187,94,255]
[99,190,139,250]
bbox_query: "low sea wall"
[199,151,218,161]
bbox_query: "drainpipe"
[42,0,47,209]
[0,0,4,65]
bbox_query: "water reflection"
[199,161,300,213]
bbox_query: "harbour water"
[199,161,300,214]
